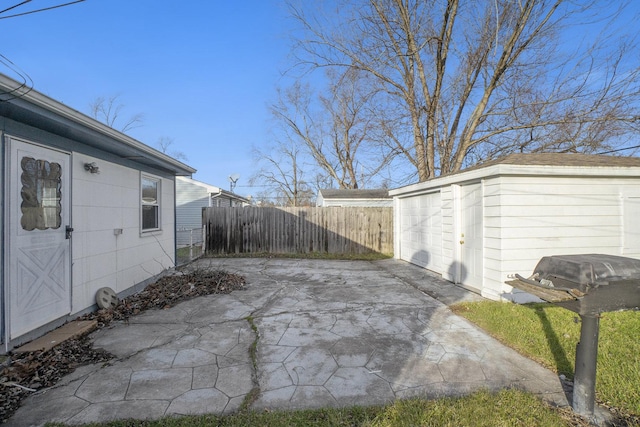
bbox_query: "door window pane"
[20,157,62,231]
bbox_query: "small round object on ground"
[96,287,119,309]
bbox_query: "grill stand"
[506,278,605,420]
[573,314,600,418]
[507,254,640,424]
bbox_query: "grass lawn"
[49,389,579,426]
[451,301,640,418]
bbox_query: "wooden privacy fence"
[203,206,393,255]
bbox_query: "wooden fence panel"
[203,206,393,255]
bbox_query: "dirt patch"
[0,267,245,423]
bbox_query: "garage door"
[399,192,442,273]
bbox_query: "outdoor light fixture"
[84,162,100,174]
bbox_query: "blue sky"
[2,1,639,199]
[1,0,291,197]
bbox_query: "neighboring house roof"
[0,73,195,176]
[177,176,250,204]
[317,189,392,207]
[318,189,391,200]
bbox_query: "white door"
[7,138,71,339]
[622,195,640,256]
[460,183,483,291]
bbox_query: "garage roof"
[391,152,640,196]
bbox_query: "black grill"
[506,254,640,420]
[508,254,640,316]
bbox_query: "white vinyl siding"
[320,199,393,207]
[72,154,176,311]
[176,177,211,231]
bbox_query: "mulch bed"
[0,267,246,423]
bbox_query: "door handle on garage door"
[66,225,74,239]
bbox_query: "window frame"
[140,173,161,233]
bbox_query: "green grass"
[47,389,574,427]
[452,301,640,416]
[204,251,393,261]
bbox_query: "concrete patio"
[9,258,569,426]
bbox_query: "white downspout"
[209,188,223,207]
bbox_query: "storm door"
[6,137,71,339]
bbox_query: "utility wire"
[0,0,85,19]
[596,144,640,155]
[0,53,33,101]
[0,0,31,15]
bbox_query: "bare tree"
[288,0,640,181]
[271,68,395,189]
[156,136,188,161]
[89,94,144,133]
[250,140,315,207]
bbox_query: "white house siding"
[176,178,210,245]
[321,199,393,207]
[71,153,176,313]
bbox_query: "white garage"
[390,153,640,301]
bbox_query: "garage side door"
[399,192,442,273]
[460,183,483,291]
[623,195,640,257]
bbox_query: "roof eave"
[0,74,196,176]
[390,163,640,197]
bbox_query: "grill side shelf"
[506,279,578,303]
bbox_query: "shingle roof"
[467,153,640,170]
[319,189,391,199]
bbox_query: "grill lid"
[533,254,640,291]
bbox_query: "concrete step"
[13,320,98,354]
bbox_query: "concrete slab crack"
[238,315,261,412]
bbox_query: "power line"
[596,145,640,155]
[0,0,31,15]
[0,53,33,101]
[0,0,85,19]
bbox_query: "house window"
[20,157,62,230]
[141,175,161,231]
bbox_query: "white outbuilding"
[390,153,640,301]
